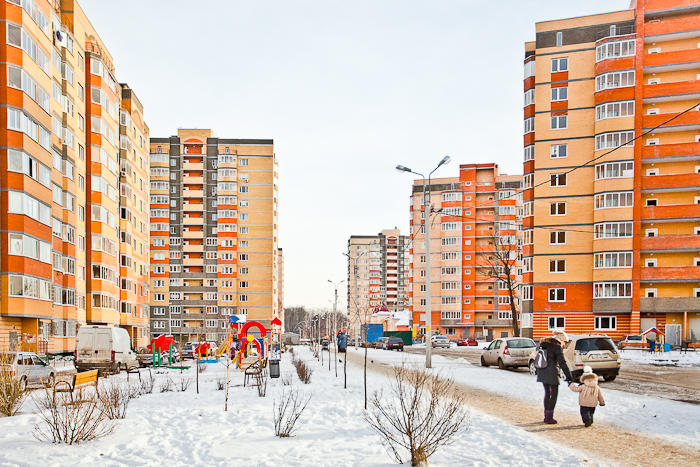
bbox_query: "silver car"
[1,352,56,391]
[431,335,452,349]
[481,338,536,369]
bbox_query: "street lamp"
[328,279,345,379]
[396,156,451,369]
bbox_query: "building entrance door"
[665,324,681,346]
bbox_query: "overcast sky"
[81,0,629,311]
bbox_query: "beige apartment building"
[148,129,279,343]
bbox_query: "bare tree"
[364,366,470,466]
[478,234,520,337]
[273,387,311,437]
[33,389,115,444]
[0,354,26,416]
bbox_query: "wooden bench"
[681,342,699,354]
[53,369,99,396]
[243,358,268,387]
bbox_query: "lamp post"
[328,279,345,378]
[396,156,451,369]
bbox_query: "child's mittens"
[600,403,605,406]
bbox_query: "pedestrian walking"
[569,365,606,427]
[535,331,573,424]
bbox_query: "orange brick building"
[409,164,524,341]
[523,0,700,343]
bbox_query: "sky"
[80,0,630,311]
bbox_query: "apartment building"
[149,129,279,344]
[1,0,148,352]
[409,164,524,341]
[523,0,700,343]
[347,229,410,334]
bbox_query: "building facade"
[523,0,700,342]
[409,164,524,341]
[148,129,279,344]
[347,229,410,335]
[1,0,148,353]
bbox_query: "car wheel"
[497,358,506,370]
[603,375,616,382]
[480,356,488,367]
[19,376,27,392]
[528,360,536,375]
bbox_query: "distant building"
[523,0,700,343]
[409,164,524,340]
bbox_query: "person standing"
[569,365,606,427]
[536,331,573,424]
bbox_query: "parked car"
[620,334,645,349]
[431,335,452,349]
[383,337,405,351]
[75,325,138,374]
[0,352,55,391]
[528,334,621,382]
[182,342,199,359]
[321,339,330,350]
[374,337,390,349]
[481,338,536,369]
[457,338,478,347]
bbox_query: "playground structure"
[148,334,182,367]
[642,328,670,352]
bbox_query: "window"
[591,314,620,335]
[645,288,657,298]
[550,231,566,244]
[595,161,633,179]
[596,39,635,61]
[524,117,534,134]
[596,101,634,120]
[441,192,459,202]
[593,282,632,298]
[645,258,657,267]
[239,294,248,302]
[551,58,568,72]
[524,89,535,106]
[556,31,563,47]
[549,259,566,273]
[550,144,567,158]
[551,87,567,101]
[594,252,633,268]
[549,202,566,216]
[646,199,657,207]
[550,173,567,187]
[524,145,534,161]
[548,316,566,330]
[594,222,633,239]
[549,288,566,302]
[550,115,567,129]
[596,70,635,91]
[524,59,535,78]
[522,285,533,301]
[646,228,657,237]
[594,191,633,209]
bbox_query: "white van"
[75,325,138,374]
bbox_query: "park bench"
[243,358,268,396]
[681,342,699,354]
[53,369,99,397]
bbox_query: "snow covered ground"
[350,347,700,448]
[0,347,599,466]
[619,348,700,367]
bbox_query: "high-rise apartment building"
[1,0,148,352]
[409,164,523,340]
[523,0,700,342]
[148,129,279,344]
[347,229,410,334]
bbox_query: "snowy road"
[401,345,700,403]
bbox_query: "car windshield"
[626,335,642,341]
[575,338,617,353]
[435,336,448,340]
[388,338,402,343]
[506,338,535,348]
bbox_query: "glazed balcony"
[641,266,700,281]
[644,48,700,72]
[642,141,700,161]
[643,80,700,103]
[642,172,700,190]
[642,203,700,220]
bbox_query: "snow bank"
[620,349,700,367]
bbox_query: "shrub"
[98,380,132,420]
[177,377,191,392]
[292,358,312,384]
[216,378,225,391]
[364,366,470,466]
[273,387,311,437]
[33,389,114,444]
[159,377,173,393]
[139,370,154,395]
[198,363,207,374]
[0,354,26,417]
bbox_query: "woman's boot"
[544,410,557,424]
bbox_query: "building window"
[548,288,566,302]
[549,231,566,245]
[550,173,567,187]
[551,57,568,72]
[549,259,566,273]
[548,316,565,330]
[549,202,566,216]
[593,282,632,298]
[556,31,563,46]
[550,115,567,129]
[594,316,617,330]
[551,87,567,101]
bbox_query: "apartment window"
[594,222,633,239]
[595,252,633,268]
[550,231,566,245]
[646,228,657,237]
[524,89,535,107]
[524,145,534,161]
[595,70,635,91]
[239,254,249,261]
[239,158,248,166]
[550,173,566,187]
[596,39,635,61]
[550,144,567,158]
[239,186,248,193]
[551,57,568,72]
[645,288,657,298]
[170,320,181,328]
[548,316,565,330]
[596,101,634,120]
[645,258,657,267]
[549,202,566,216]
[551,87,567,101]
[550,115,567,129]
[593,282,632,298]
[548,288,566,302]
[646,199,657,207]
[595,131,634,150]
[556,31,563,47]
[596,161,633,179]
[239,294,248,302]
[524,117,534,134]
[549,259,566,273]
[522,285,533,301]
[594,191,633,209]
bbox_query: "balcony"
[644,80,700,103]
[642,172,700,191]
[644,48,700,73]
[642,141,700,161]
[182,190,203,198]
[182,230,203,239]
[183,176,204,184]
[183,243,204,252]
[643,110,700,132]
[183,217,204,225]
[641,266,700,281]
[640,297,700,312]
[641,234,700,251]
[183,203,204,212]
[183,257,204,266]
[183,162,204,170]
[642,203,700,220]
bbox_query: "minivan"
[0,352,55,390]
[75,325,138,374]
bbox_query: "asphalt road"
[403,346,700,404]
